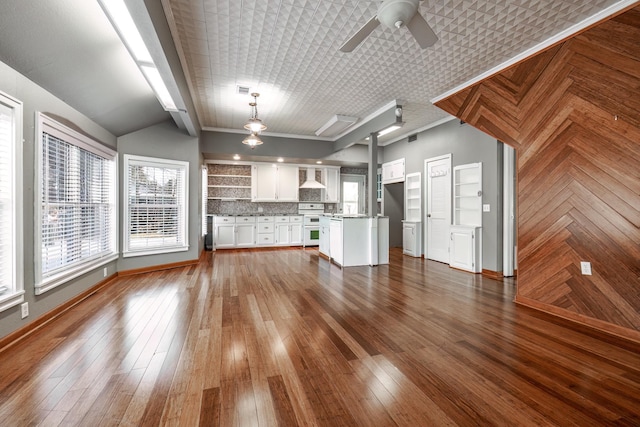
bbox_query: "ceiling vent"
[408,134,417,142]
[315,114,358,137]
[236,85,251,96]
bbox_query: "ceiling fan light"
[242,133,263,149]
[244,117,266,133]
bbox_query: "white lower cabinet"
[214,216,256,248]
[450,225,482,273]
[214,215,308,249]
[319,216,331,257]
[329,219,343,265]
[275,215,303,246]
[256,216,275,246]
[402,221,421,257]
[214,217,236,249]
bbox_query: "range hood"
[299,168,326,189]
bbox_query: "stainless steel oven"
[299,203,324,247]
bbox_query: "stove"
[298,203,324,247]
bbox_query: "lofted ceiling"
[0,0,633,145]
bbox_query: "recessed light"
[233,154,240,160]
[277,157,284,162]
[316,161,322,164]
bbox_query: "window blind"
[36,113,117,294]
[124,156,188,256]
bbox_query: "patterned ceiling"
[164,0,627,143]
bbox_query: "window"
[0,91,24,312]
[123,155,189,257]
[36,114,117,295]
[341,174,365,215]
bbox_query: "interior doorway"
[424,154,452,263]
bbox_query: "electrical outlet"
[103,267,108,277]
[21,302,29,319]
[580,261,592,275]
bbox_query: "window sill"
[36,253,118,295]
[122,245,189,258]
[0,290,25,313]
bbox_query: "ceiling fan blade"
[406,12,438,49]
[339,15,380,52]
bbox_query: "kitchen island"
[320,215,389,267]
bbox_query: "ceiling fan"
[340,0,438,52]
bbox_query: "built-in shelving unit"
[404,172,421,222]
[207,164,252,200]
[453,163,482,226]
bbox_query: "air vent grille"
[408,134,418,142]
[236,85,251,95]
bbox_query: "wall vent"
[236,85,251,95]
[408,134,418,143]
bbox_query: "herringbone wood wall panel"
[436,6,640,342]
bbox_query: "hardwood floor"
[1,248,639,426]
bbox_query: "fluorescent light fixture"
[140,65,178,111]
[366,124,403,140]
[379,124,402,136]
[99,0,179,112]
[315,114,358,137]
[98,0,152,63]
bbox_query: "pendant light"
[244,93,267,133]
[242,132,263,149]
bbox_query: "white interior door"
[425,155,451,263]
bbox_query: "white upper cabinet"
[252,164,299,202]
[382,158,405,184]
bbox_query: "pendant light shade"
[242,132,263,149]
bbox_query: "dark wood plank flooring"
[0,248,639,426]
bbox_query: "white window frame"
[35,113,118,295]
[0,91,24,312]
[123,154,189,257]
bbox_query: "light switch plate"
[483,204,490,212]
[580,261,592,275]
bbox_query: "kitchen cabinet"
[328,217,373,267]
[450,225,482,273]
[275,215,303,246]
[256,216,275,246]
[251,164,299,202]
[214,216,256,248]
[235,220,256,247]
[402,221,421,257]
[382,158,405,184]
[329,219,343,265]
[319,216,331,258]
[214,216,236,248]
[322,167,340,203]
[454,162,482,226]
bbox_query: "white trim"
[431,0,637,104]
[34,113,118,294]
[0,90,23,313]
[503,144,516,277]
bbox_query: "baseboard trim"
[117,259,200,277]
[515,295,640,346]
[0,274,118,354]
[482,269,504,280]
